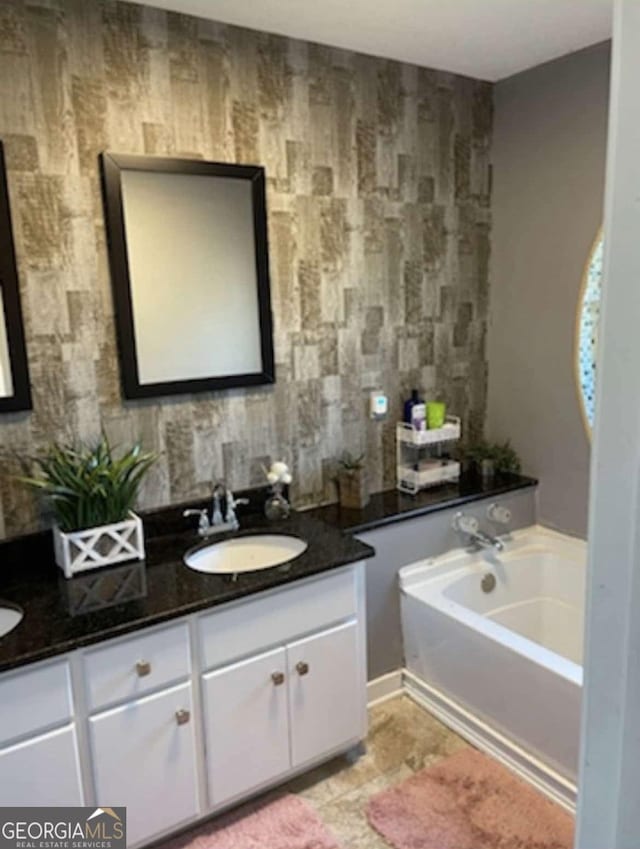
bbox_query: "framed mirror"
[0,140,31,413]
[100,153,275,400]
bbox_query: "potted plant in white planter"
[23,434,156,579]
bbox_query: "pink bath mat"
[367,748,574,849]
[157,794,340,849]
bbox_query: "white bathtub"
[400,525,585,805]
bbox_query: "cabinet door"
[0,660,73,747]
[89,682,198,847]
[288,620,365,768]
[0,724,83,806]
[202,646,289,807]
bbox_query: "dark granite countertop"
[306,472,538,534]
[0,509,374,674]
[0,472,536,674]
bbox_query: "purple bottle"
[403,389,422,424]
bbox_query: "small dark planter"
[338,468,370,509]
[479,458,495,482]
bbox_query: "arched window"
[576,232,603,432]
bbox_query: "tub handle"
[452,512,479,534]
[487,503,512,525]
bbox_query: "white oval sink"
[0,604,22,639]
[184,534,308,575]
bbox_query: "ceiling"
[129,0,612,81]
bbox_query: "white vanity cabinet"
[0,726,84,806]
[89,682,199,847]
[83,620,191,711]
[202,647,291,805]
[287,620,362,767]
[0,660,83,805]
[202,622,363,807]
[83,620,199,847]
[199,567,367,809]
[0,562,366,847]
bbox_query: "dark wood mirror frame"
[0,140,31,413]
[100,152,276,401]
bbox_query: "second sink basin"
[0,604,23,639]
[184,534,308,575]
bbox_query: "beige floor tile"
[240,695,468,847]
[317,765,414,848]
[367,694,468,774]
[283,746,382,807]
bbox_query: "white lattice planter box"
[53,512,145,580]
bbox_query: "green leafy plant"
[22,434,157,533]
[335,451,369,509]
[337,451,365,472]
[465,439,521,474]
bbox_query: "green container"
[426,401,446,429]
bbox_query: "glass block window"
[578,234,603,430]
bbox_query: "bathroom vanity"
[0,511,371,848]
[0,475,538,845]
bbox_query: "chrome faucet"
[183,508,211,537]
[452,512,504,552]
[220,483,250,531]
[469,527,505,552]
[184,481,249,538]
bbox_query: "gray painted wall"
[357,487,536,680]
[487,43,610,539]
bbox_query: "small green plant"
[336,451,369,508]
[22,434,157,533]
[465,439,521,474]
[337,451,365,471]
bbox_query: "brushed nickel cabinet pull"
[271,671,285,686]
[296,661,309,676]
[175,709,190,725]
[136,660,151,677]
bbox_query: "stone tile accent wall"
[0,0,492,538]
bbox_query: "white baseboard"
[403,670,577,813]
[367,670,403,706]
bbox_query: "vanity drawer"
[83,621,191,711]
[199,565,358,670]
[0,659,73,746]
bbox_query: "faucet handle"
[224,490,249,524]
[452,512,479,535]
[183,508,210,536]
[487,503,512,525]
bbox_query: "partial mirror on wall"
[576,229,604,436]
[100,153,275,400]
[0,140,31,413]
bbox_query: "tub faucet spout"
[471,528,504,552]
[452,512,504,552]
